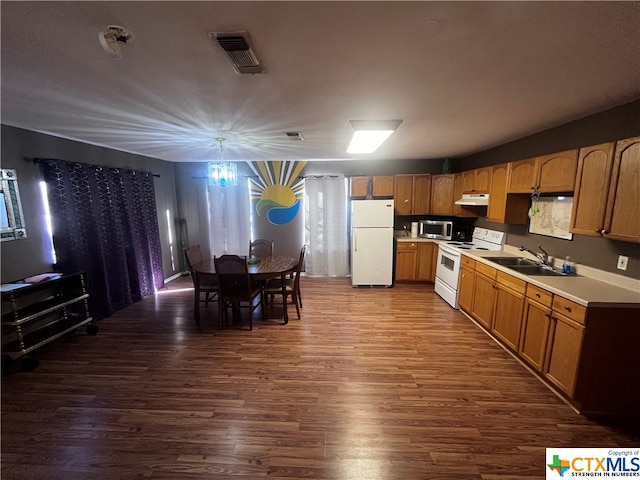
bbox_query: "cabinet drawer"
[461,255,476,269]
[552,296,587,325]
[496,271,526,294]
[475,262,496,279]
[396,242,418,251]
[526,284,553,307]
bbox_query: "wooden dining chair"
[214,254,264,331]
[184,245,218,326]
[264,245,305,320]
[249,239,274,259]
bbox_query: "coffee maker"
[453,224,472,242]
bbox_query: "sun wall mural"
[248,161,307,225]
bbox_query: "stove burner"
[475,247,489,250]
[447,242,463,245]
[462,242,474,245]
[458,246,472,250]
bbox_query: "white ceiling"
[2,1,639,163]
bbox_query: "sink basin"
[484,256,538,267]
[506,265,569,276]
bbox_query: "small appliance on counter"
[453,224,472,242]
[410,222,419,237]
[418,220,452,240]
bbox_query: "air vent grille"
[209,32,264,74]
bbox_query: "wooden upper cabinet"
[350,176,394,198]
[487,163,529,224]
[413,174,431,215]
[474,167,491,193]
[453,174,479,218]
[430,174,454,215]
[537,150,578,192]
[394,174,431,215]
[461,167,491,194]
[461,170,475,193]
[350,176,370,197]
[604,137,640,243]
[394,175,413,215]
[372,176,394,197]
[570,142,615,237]
[571,137,639,243]
[508,157,537,193]
[508,150,578,193]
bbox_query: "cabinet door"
[519,298,551,372]
[351,177,370,197]
[416,243,434,281]
[508,158,537,193]
[458,265,474,313]
[570,142,615,237]
[395,243,417,281]
[492,280,525,351]
[487,164,529,224]
[603,137,640,243]
[536,149,578,192]
[471,272,496,330]
[461,170,475,193]
[474,167,491,193]
[394,175,413,215]
[544,312,585,397]
[430,174,454,215]
[412,175,431,215]
[373,176,395,197]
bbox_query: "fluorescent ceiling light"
[345,120,402,154]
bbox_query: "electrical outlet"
[617,255,628,271]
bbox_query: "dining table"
[192,255,298,324]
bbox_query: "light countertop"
[465,250,640,308]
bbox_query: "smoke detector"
[99,25,134,60]
[285,132,304,141]
[208,31,264,74]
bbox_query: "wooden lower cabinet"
[518,285,552,371]
[459,258,640,415]
[544,311,584,397]
[395,242,437,282]
[470,264,496,330]
[491,273,525,351]
[416,243,435,281]
[395,242,418,281]
[458,264,475,312]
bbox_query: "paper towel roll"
[411,222,419,237]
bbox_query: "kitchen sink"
[484,257,572,276]
[505,265,570,276]
[483,256,538,267]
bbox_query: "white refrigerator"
[351,199,394,287]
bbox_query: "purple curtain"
[38,159,164,320]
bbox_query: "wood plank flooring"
[2,276,638,479]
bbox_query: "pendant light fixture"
[209,138,238,187]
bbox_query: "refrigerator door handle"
[353,229,357,252]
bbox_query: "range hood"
[455,193,489,206]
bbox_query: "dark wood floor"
[2,276,638,479]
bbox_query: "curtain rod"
[32,158,160,177]
[298,175,342,179]
[192,175,258,180]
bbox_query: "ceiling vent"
[285,132,304,141]
[209,31,264,74]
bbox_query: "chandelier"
[209,138,238,187]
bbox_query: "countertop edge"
[463,251,640,308]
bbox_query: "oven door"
[435,244,461,290]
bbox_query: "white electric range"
[434,228,505,309]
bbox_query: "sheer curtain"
[207,179,251,256]
[304,176,349,277]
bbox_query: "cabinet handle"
[535,293,541,298]
[564,306,572,312]
[595,228,602,233]
[601,230,608,234]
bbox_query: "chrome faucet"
[519,245,551,267]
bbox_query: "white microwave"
[419,220,453,240]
